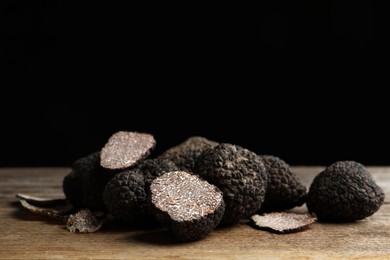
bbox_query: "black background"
[1,1,388,166]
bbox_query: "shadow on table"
[9,201,65,225]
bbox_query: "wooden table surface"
[0,167,389,259]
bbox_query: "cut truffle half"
[195,143,268,225]
[306,161,385,222]
[158,136,218,172]
[259,155,306,212]
[150,171,225,242]
[100,131,156,170]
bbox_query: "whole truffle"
[259,155,306,212]
[195,143,268,225]
[103,169,149,224]
[63,152,113,211]
[158,136,218,172]
[150,171,225,242]
[103,159,178,223]
[306,161,385,222]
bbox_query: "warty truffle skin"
[103,159,179,223]
[103,169,149,224]
[158,136,218,173]
[134,158,179,187]
[259,155,306,212]
[63,152,113,211]
[306,161,385,222]
[195,143,268,225]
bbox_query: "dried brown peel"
[17,194,73,220]
[250,212,317,234]
[100,131,156,170]
[66,209,105,233]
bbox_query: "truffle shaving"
[250,212,317,233]
[101,131,156,170]
[66,209,105,233]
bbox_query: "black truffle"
[150,171,225,242]
[158,136,218,172]
[195,143,268,225]
[306,161,385,222]
[259,155,306,212]
[63,152,113,211]
[100,131,156,170]
[103,159,179,223]
[103,169,149,224]
[134,158,179,187]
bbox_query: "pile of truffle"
[19,131,385,242]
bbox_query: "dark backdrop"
[1,1,388,166]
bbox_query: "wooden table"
[0,167,389,259]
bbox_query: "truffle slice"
[259,155,306,212]
[103,169,149,224]
[250,212,317,233]
[100,131,156,170]
[150,171,225,242]
[66,209,105,233]
[63,152,113,211]
[158,136,218,172]
[306,161,385,222]
[195,143,268,225]
[17,194,73,220]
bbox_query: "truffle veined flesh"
[100,131,156,170]
[150,171,225,241]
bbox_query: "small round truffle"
[158,136,218,172]
[103,169,149,224]
[195,143,268,225]
[306,161,385,222]
[259,155,306,212]
[150,171,225,242]
[63,152,113,211]
[100,131,156,170]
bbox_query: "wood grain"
[0,167,389,259]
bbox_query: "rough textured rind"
[259,155,306,212]
[306,161,385,222]
[134,158,179,187]
[103,159,179,223]
[103,169,149,224]
[158,136,218,172]
[71,151,101,171]
[195,143,268,225]
[63,152,113,211]
[151,171,225,242]
[100,131,156,170]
